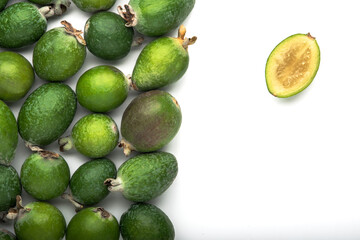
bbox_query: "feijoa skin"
[84,12,134,60]
[21,151,70,201]
[0,51,34,102]
[76,65,129,112]
[72,0,115,13]
[0,100,18,165]
[120,90,182,156]
[66,207,120,240]
[14,201,66,240]
[120,203,175,240]
[105,152,178,202]
[0,229,16,240]
[70,158,116,206]
[18,83,77,146]
[0,165,21,212]
[0,0,9,11]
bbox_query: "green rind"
[28,0,53,5]
[0,229,16,240]
[0,101,18,165]
[0,2,47,48]
[72,0,115,12]
[121,90,182,152]
[132,37,189,91]
[130,0,195,36]
[119,152,178,202]
[14,202,66,240]
[84,12,134,60]
[0,0,9,11]
[120,203,175,240]
[66,207,120,240]
[33,27,86,82]
[18,83,77,146]
[21,152,70,201]
[76,65,129,113]
[70,158,116,205]
[0,165,21,212]
[0,51,35,101]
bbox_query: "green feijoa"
[21,151,70,201]
[0,0,9,11]
[18,83,77,146]
[66,207,120,240]
[14,201,66,240]
[0,51,34,102]
[0,229,16,240]
[28,0,70,9]
[120,90,181,156]
[120,203,175,240]
[72,0,115,13]
[84,12,134,60]
[119,0,195,36]
[0,165,21,212]
[60,114,119,158]
[70,158,116,206]
[105,152,178,202]
[33,21,86,82]
[76,66,129,113]
[132,25,196,91]
[0,100,17,165]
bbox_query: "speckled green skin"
[120,203,175,240]
[72,114,119,158]
[0,0,9,11]
[0,2,47,48]
[0,100,18,165]
[70,158,116,205]
[121,90,182,152]
[132,37,189,91]
[0,229,16,240]
[72,0,115,12]
[84,12,134,60]
[21,152,70,201]
[14,202,66,240]
[130,0,195,36]
[18,83,77,146]
[0,165,21,212]
[66,207,120,240]
[76,65,129,113]
[0,51,34,101]
[33,27,86,82]
[118,152,177,202]
[28,0,52,5]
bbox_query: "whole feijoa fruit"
[0,51,34,101]
[66,207,120,240]
[118,0,195,36]
[60,114,119,158]
[33,21,86,82]
[0,0,9,12]
[120,90,181,156]
[84,12,134,60]
[76,66,129,112]
[0,165,21,212]
[120,203,175,240]
[72,0,115,13]
[105,152,178,202]
[132,25,196,91]
[0,100,18,165]
[14,200,66,240]
[18,83,77,146]
[21,151,70,201]
[0,229,16,240]
[70,158,116,206]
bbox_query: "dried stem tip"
[61,21,86,46]
[117,5,137,27]
[93,207,111,219]
[177,25,197,50]
[307,33,316,40]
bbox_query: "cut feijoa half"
[265,33,320,98]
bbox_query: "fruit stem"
[58,136,74,152]
[60,21,86,46]
[177,25,197,50]
[61,193,83,212]
[119,139,135,156]
[307,32,316,40]
[39,0,70,18]
[93,207,111,219]
[126,75,138,91]
[25,142,60,159]
[117,5,137,27]
[6,196,30,220]
[104,177,123,192]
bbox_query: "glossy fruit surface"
[84,12,134,60]
[76,65,129,112]
[18,83,77,146]
[0,229,16,240]
[0,51,34,101]
[72,0,115,12]
[120,203,175,240]
[0,100,18,165]
[265,33,321,98]
[0,165,21,212]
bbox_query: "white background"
[2,0,360,239]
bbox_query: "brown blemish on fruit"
[171,97,180,109]
[94,207,111,219]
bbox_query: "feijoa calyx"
[0,100,18,165]
[0,165,21,212]
[265,33,320,98]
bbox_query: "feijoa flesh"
[84,12,134,60]
[120,203,175,240]
[265,33,320,98]
[18,83,77,146]
[120,90,182,156]
[72,0,115,12]
[132,25,196,91]
[0,165,21,212]
[0,100,18,165]
[105,152,178,202]
[0,229,16,240]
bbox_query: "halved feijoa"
[265,33,320,98]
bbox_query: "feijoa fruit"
[0,100,18,165]
[0,165,21,212]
